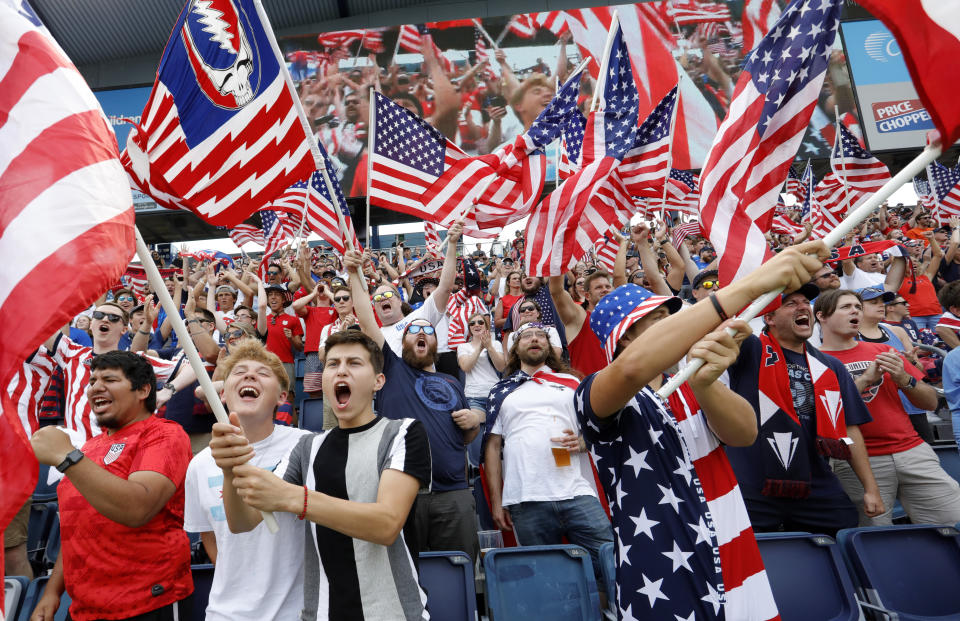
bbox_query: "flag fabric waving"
[558,109,586,180]
[698,0,842,285]
[257,209,297,279]
[423,221,443,255]
[913,177,939,221]
[672,220,703,247]
[853,1,960,146]
[830,123,890,194]
[741,0,782,53]
[507,14,539,39]
[772,213,803,236]
[229,224,264,248]
[525,18,639,277]
[1,0,136,583]
[121,0,315,226]
[797,162,815,222]
[305,168,361,254]
[928,161,960,222]
[810,172,847,240]
[593,234,619,272]
[616,87,678,198]
[396,24,454,72]
[666,0,732,25]
[784,165,802,199]
[663,169,701,215]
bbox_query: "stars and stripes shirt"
[50,334,184,442]
[576,374,778,621]
[7,348,56,437]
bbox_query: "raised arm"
[633,224,670,296]
[611,230,628,288]
[883,256,906,293]
[428,222,463,314]
[344,250,384,348]
[548,275,586,336]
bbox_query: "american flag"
[258,210,297,279]
[617,87,678,199]
[771,213,803,235]
[446,258,489,348]
[396,24,454,73]
[741,0,782,53]
[507,14,538,39]
[423,221,443,256]
[121,0,314,226]
[664,169,701,215]
[1,0,136,551]
[666,0,732,25]
[525,17,639,277]
[593,234,619,272]
[810,172,847,239]
[473,28,496,80]
[558,109,586,180]
[914,177,939,219]
[229,224,264,248]
[797,161,815,222]
[830,123,890,194]
[305,167,361,254]
[672,220,703,247]
[698,0,842,285]
[929,161,960,221]
[317,29,384,53]
[784,165,802,198]
[122,265,181,298]
[535,11,571,36]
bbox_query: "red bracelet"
[297,485,308,520]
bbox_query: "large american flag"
[1,0,135,565]
[830,123,890,195]
[257,209,297,279]
[121,0,314,226]
[666,0,733,25]
[229,224,264,248]
[929,161,960,221]
[558,109,586,180]
[698,0,842,285]
[741,0,782,53]
[305,169,361,254]
[525,18,639,277]
[617,87,678,198]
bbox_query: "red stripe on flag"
[0,31,74,130]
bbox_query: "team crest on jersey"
[103,443,126,465]
[181,0,261,109]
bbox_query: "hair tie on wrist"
[709,293,729,321]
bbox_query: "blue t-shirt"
[942,348,960,416]
[69,327,92,347]
[576,373,724,620]
[376,345,468,491]
[724,335,871,497]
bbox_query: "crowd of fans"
[9,196,960,619]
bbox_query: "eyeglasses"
[519,305,537,313]
[116,295,135,302]
[469,320,486,326]
[372,291,396,303]
[201,318,215,324]
[888,301,907,306]
[333,295,351,303]
[698,280,719,290]
[344,100,359,106]
[92,310,122,323]
[406,324,435,335]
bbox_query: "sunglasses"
[267,270,281,276]
[372,291,396,303]
[92,310,122,323]
[698,280,719,290]
[116,295,136,302]
[469,320,486,326]
[225,330,246,340]
[888,301,907,306]
[519,305,537,313]
[333,295,351,303]
[406,324,435,335]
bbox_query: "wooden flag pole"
[134,228,280,533]
[656,140,944,401]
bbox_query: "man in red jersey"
[30,351,193,621]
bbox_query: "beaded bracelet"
[297,485,308,520]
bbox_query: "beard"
[402,341,438,369]
[518,344,550,366]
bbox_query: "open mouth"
[415,336,428,355]
[238,386,260,401]
[98,324,110,334]
[849,318,860,329]
[794,315,810,328]
[333,382,351,409]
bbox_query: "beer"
[552,446,571,467]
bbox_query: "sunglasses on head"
[372,291,396,303]
[333,295,351,303]
[406,324,435,335]
[92,310,123,323]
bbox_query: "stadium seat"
[32,465,59,503]
[17,575,70,621]
[43,513,60,570]
[837,524,960,619]
[26,503,56,571]
[191,563,216,620]
[754,532,861,621]
[934,445,960,485]
[598,542,616,620]
[418,552,477,621]
[483,545,601,621]
[298,397,325,432]
[5,576,29,621]
[294,356,306,379]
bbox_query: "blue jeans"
[507,495,613,581]
[913,314,941,332]
[465,396,488,467]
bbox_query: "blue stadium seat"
[43,513,60,570]
[17,575,70,621]
[419,552,476,621]
[598,542,616,620]
[298,397,325,432]
[754,532,861,621]
[5,576,29,621]
[483,545,601,621]
[26,503,56,570]
[294,356,306,379]
[191,563,216,620]
[934,445,960,485]
[32,465,59,503]
[837,524,960,620]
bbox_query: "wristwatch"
[902,376,918,390]
[164,383,178,395]
[56,449,85,473]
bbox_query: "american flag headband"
[514,322,547,337]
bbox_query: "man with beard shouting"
[344,250,483,560]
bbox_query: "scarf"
[757,334,851,498]
[484,368,581,449]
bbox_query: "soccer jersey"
[282,417,431,621]
[50,334,183,442]
[265,311,304,363]
[7,348,56,437]
[302,306,338,352]
[58,416,193,620]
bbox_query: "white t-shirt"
[840,267,885,290]
[490,366,597,506]
[184,425,309,621]
[505,325,562,353]
[457,340,504,399]
[380,294,445,355]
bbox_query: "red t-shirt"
[568,310,607,376]
[899,274,942,317]
[265,311,304,362]
[822,341,925,456]
[58,416,193,620]
[302,306,338,352]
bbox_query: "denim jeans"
[913,314,941,332]
[507,495,613,580]
[465,396,488,467]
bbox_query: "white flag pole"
[659,89,681,221]
[391,26,403,66]
[656,141,944,401]
[366,87,376,249]
[134,229,280,533]
[834,105,854,218]
[591,11,620,112]
[472,19,499,50]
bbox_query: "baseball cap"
[856,286,895,303]
[215,285,236,295]
[787,282,820,302]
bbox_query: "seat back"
[754,532,862,621]
[298,397,325,432]
[598,542,616,617]
[17,576,70,621]
[418,551,476,621]
[31,465,59,503]
[935,446,960,485]
[5,577,29,621]
[483,545,601,621]
[837,525,960,618]
[26,503,55,568]
[43,513,60,570]
[191,563,216,620]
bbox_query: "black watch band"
[904,376,918,390]
[56,449,84,473]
